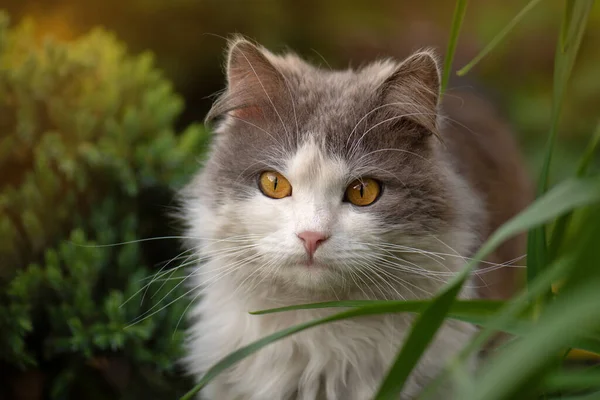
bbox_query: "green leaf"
[457,0,544,76]
[458,204,600,400]
[419,253,600,399]
[528,0,594,300]
[555,392,600,400]
[440,0,468,95]
[458,278,600,400]
[469,176,600,287]
[263,296,600,355]
[575,123,600,177]
[548,122,600,261]
[542,369,600,391]
[374,281,463,398]
[375,175,600,398]
[561,0,576,52]
[252,299,502,316]
[179,300,498,400]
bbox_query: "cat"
[180,37,532,399]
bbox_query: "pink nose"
[297,231,328,258]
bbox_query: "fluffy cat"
[181,37,532,399]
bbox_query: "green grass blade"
[418,254,596,400]
[555,393,600,400]
[260,299,600,354]
[525,222,548,310]
[561,0,576,52]
[180,300,502,400]
[549,122,600,260]
[458,205,600,400]
[457,0,544,76]
[250,299,503,316]
[537,0,593,195]
[488,177,600,250]
[458,279,600,400]
[440,0,468,95]
[542,369,600,391]
[575,122,600,176]
[528,0,594,305]
[371,176,600,399]
[183,298,598,400]
[374,282,464,398]
[180,293,600,400]
[558,337,600,357]
[552,205,600,294]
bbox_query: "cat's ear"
[380,50,441,135]
[206,38,284,123]
[226,38,281,91]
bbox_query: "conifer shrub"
[0,11,206,399]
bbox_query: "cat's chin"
[275,262,342,292]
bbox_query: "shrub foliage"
[0,12,205,399]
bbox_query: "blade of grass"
[374,281,465,399]
[250,299,503,316]
[422,188,600,397]
[457,278,600,400]
[180,177,600,400]
[561,0,576,51]
[549,122,600,261]
[418,255,591,400]
[440,0,468,95]
[371,176,600,399]
[554,393,600,400]
[254,298,600,356]
[457,0,544,76]
[179,300,506,400]
[458,205,600,400]
[575,122,600,176]
[542,369,600,391]
[257,299,600,355]
[183,296,600,400]
[532,0,594,206]
[527,0,594,309]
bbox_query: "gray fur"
[196,38,461,240]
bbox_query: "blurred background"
[0,1,598,399]
[4,0,600,168]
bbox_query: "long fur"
[180,38,531,399]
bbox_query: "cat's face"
[184,39,477,298]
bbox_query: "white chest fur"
[184,259,477,400]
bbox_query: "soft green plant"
[0,11,206,399]
[181,1,600,399]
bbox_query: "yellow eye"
[259,171,292,199]
[344,178,381,206]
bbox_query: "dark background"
[3,0,599,181]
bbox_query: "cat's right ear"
[378,50,441,136]
[205,38,284,124]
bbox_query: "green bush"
[0,12,206,399]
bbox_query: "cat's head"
[184,38,481,299]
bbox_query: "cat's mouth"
[300,255,328,269]
[302,258,323,268]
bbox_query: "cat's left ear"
[206,37,285,123]
[380,50,441,135]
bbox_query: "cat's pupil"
[273,176,278,190]
[359,184,364,198]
